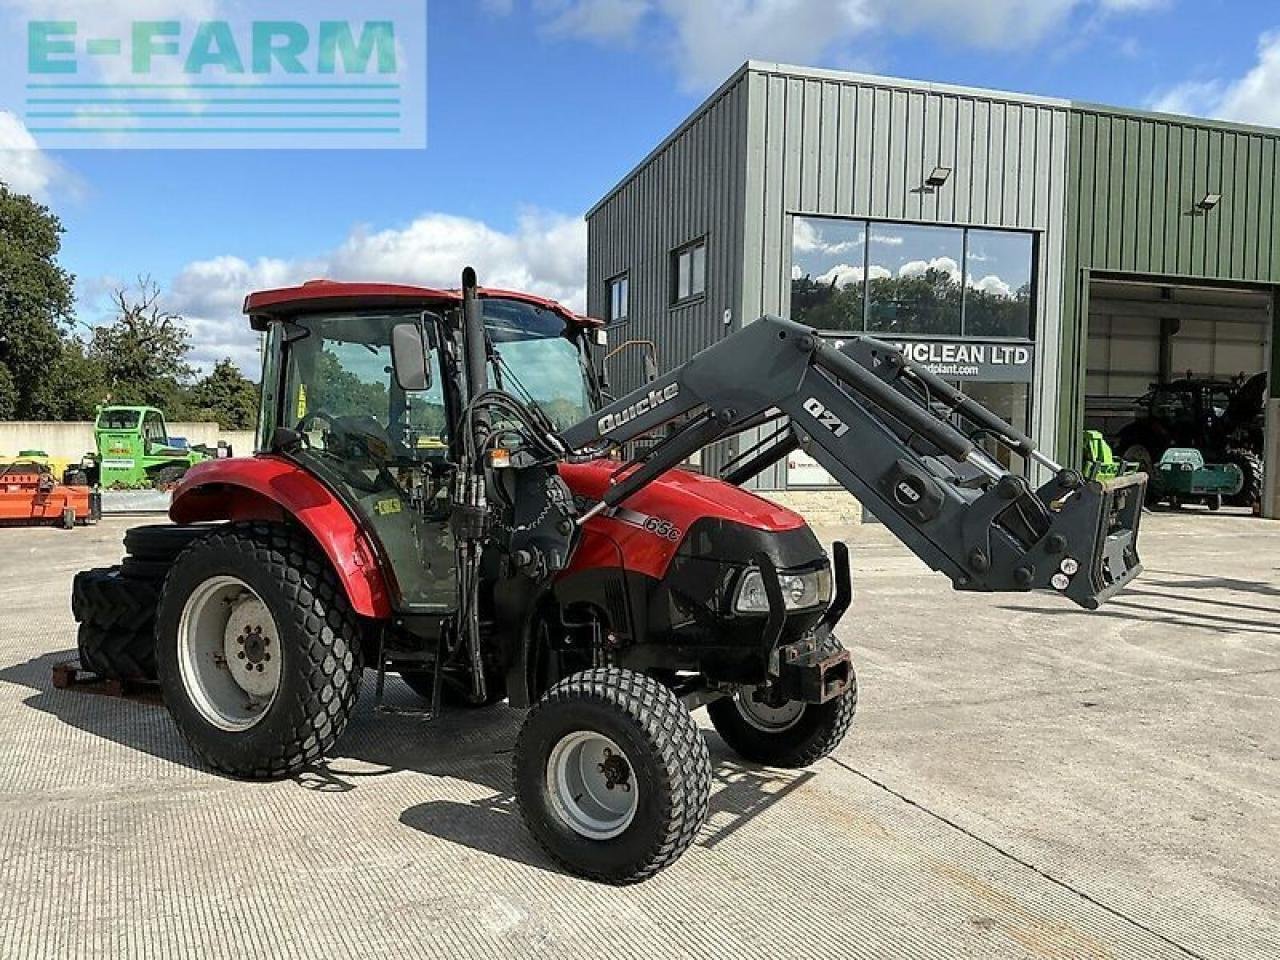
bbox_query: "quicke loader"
[72,271,1145,883]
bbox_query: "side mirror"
[643,352,659,384]
[391,322,431,391]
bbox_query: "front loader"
[71,271,1144,884]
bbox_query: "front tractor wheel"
[155,523,363,779]
[514,668,711,884]
[708,638,857,769]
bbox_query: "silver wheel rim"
[177,576,281,732]
[545,731,639,840]
[735,691,806,733]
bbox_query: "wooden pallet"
[51,660,163,704]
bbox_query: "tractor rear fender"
[168,455,393,619]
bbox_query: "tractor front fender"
[169,455,393,619]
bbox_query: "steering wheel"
[295,409,391,493]
[296,409,339,449]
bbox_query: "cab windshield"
[483,298,594,429]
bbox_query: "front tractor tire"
[155,522,363,779]
[708,637,858,769]
[514,668,712,885]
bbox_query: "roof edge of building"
[1069,97,1280,139]
[586,60,1280,222]
[742,60,1073,110]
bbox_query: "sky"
[2,0,1280,376]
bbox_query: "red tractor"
[73,272,1144,883]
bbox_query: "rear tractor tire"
[155,522,364,779]
[1223,449,1263,512]
[708,636,857,769]
[71,567,162,680]
[1121,444,1158,505]
[514,668,712,884]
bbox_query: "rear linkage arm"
[557,316,1144,610]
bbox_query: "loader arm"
[556,315,1144,610]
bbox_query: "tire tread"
[516,667,711,884]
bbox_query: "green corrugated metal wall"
[1060,107,1280,461]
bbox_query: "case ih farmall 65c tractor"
[72,271,1145,883]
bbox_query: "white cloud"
[814,262,890,286]
[160,210,587,375]
[898,256,960,281]
[1150,30,1280,127]
[793,217,866,256]
[968,273,1012,297]
[0,112,63,199]
[491,0,1166,88]
[658,0,875,91]
[536,0,650,41]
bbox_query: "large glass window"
[866,223,964,336]
[790,216,1036,340]
[963,230,1034,339]
[790,217,867,331]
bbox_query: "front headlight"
[733,565,832,614]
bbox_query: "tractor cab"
[244,280,603,612]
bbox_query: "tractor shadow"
[0,649,198,767]
[393,745,818,877]
[331,696,822,876]
[0,651,820,876]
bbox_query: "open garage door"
[1085,278,1271,514]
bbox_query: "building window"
[963,229,1034,339]
[607,273,629,324]
[790,216,1035,340]
[671,238,707,304]
[866,223,964,336]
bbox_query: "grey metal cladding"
[586,73,749,402]
[737,64,1071,487]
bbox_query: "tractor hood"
[557,459,811,581]
[558,459,805,534]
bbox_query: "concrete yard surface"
[0,512,1276,959]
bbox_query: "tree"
[186,358,260,430]
[0,185,76,418]
[89,278,195,409]
[28,339,108,421]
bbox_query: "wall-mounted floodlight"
[1198,193,1222,211]
[925,166,952,188]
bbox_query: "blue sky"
[1,0,1279,373]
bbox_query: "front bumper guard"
[753,543,854,705]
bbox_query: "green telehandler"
[67,406,231,490]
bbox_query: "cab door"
[279,312,458,613]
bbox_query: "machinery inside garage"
[1085,277,1272,512]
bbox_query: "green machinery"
[71,406,230,490]
[1083,430,1124,482]
[1150,448,1243,511]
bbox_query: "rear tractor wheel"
[1223,449,1263,513]
[1121,444,1158,504]
[155,523,363,779]
[514,668,711,884]
[708,636,857,769]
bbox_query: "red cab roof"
[244,279,599,329]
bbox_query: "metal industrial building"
[586,61,1280,517]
